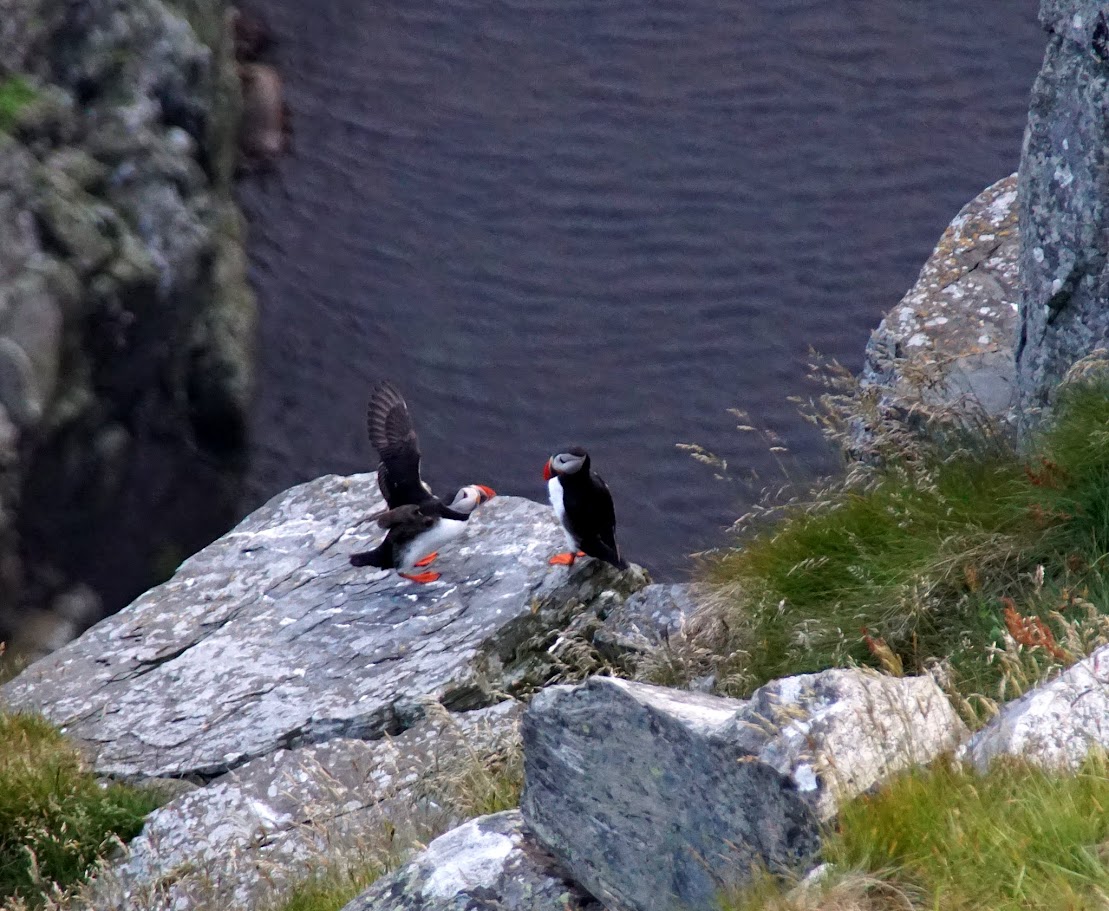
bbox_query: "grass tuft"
[0,712,160,907]
[693,377,1109,705]
[725,754,1109,911]
[263,862,385,911]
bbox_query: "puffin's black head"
[543,447,589,480]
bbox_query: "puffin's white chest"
[547,477,567,524]
[547,477,577,549]
[398,517,467,570]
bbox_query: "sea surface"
[237,0,1046,579]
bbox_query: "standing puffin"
[543,446,628,570]
[349,382,495,583]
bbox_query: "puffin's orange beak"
[476,485,496,500]
[542,458,553,482]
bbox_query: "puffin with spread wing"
[349,382,495,583]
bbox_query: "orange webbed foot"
[576,550,586,557]
[413,551,439,568]
[548,552,577,566]
[400,571,441,584]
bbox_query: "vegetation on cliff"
[0,710,159,907]
[675,375,1109,910]
[730,754,1109,911]
[680,376,1109,710]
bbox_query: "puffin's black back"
[558,456,627,569]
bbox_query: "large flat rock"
[342,811,601,911]
[84,702,522,911]
[521,672,965,911]
[1,475,645,779]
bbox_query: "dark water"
[238,0,1045,580]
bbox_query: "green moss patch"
[0,76,39,133]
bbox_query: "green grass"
[726,754,1109,911]
[0,75,38,133]
[699,378,1109,702]
[265,863,384,911]
[0,712,160,906]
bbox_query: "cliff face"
[0,0,253,652]
[1018,0,1109,415]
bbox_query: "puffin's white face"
[450,484,496,513]
[549,450,586,476]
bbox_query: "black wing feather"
[366,382,434,508]
[584,471,627,568]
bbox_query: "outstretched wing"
[366,381,435,508]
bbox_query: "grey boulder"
[860,173,1019,448]
[964,645,1109,771]
[0,475,646,779]
[593,582,695,661]
[342,811,601,911]
[521,671,965,911]
[1018,0,1109,415]
[82,702,522,911]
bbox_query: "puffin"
[349,381,495,583]
[543,446,628,570]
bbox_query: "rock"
[521,671,966,911]
[2,269,63,424]
[36,172,119,275]
[593,582,695,660]
[342,811,601,911]
[964,645,1109,772]
[1017,0,1109,417]
[122,776,201,806]
[83,702,523,911]
[0,476,647,779]
[860,174,1019,447]
[232,7,275,62]
[42,148,108,191]
[0,338,38,427]
[238,62,291,171]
